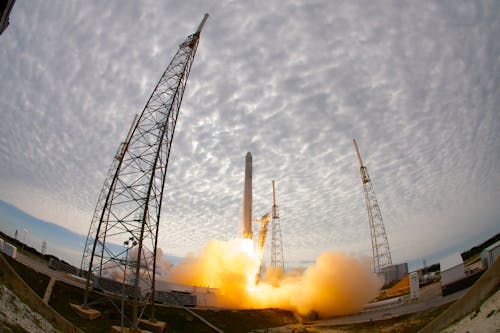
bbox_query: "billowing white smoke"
[159,238,382,317]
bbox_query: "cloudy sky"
[1,1,499,269]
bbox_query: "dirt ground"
[256,285,500,333]
[255,303,450,333]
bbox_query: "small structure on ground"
[440,253,465,286]
[409,271,420,300]
[381,262,409,285]
[480,240,500,269]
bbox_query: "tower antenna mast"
[353,139,392,274]
[80,14,208,329]
[270,180,285,271]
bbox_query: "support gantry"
[270,180,285,271]
[80,14,208,330]
[353,139,393,274]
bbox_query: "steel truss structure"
[81,14,208,328]
[270,181,285,271]
[353,139,393,274]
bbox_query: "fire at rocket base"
[242,152,253,239]
[164,151,382,314]
[162,153,382,316]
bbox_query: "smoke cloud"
[165,238,381,317]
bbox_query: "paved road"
[311,289,468,327]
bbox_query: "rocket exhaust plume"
[242,152,253,239]
[165,238,382,318]
[162,152,382,317]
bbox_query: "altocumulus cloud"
[0,1,499,268]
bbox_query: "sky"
[0,1,499,271]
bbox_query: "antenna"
[195,14,209,35]
[271,180,285,270]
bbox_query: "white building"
[1,241,17,259]
[440,252,465,286]
[481,240,500,269]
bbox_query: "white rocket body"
[242,152,253,239]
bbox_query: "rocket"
[242,152,253,239]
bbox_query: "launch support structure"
[255,213,270,284]
[80,14,208,329]
[270,180,285,271]
[353,139,393,274]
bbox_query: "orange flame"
[166,238,381,317]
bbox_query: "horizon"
[0,198,497,273]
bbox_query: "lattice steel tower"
[81,14,208,328]
[353,139,392,273]
[270,180,285,270]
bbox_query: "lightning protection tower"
[353,139,393,274]
[270,180,285,271]
[81,14,208,329]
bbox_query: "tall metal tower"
[80,113,138,273]
[353,139,392,274]
[270,180,285,270]
[81,14,208,328]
